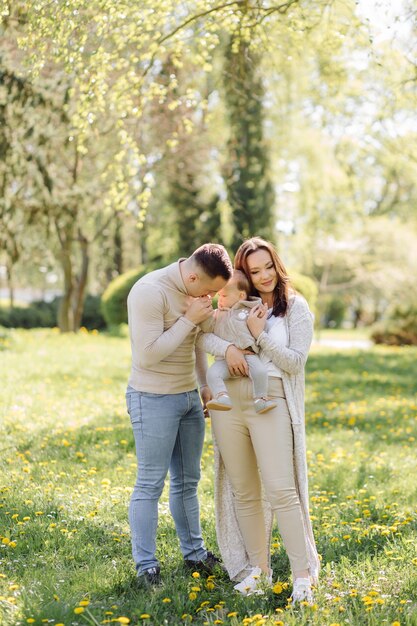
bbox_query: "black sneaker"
[184,551,224,576]
[138,565,162,587]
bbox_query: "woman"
[210,237,319,602]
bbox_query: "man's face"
[188,273,228,298]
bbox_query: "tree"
[223,37,275,249]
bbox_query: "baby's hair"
[233,269,250,297]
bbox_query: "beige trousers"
[211,376,309,573]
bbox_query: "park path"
[312,337,372,350]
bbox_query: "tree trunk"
[72,232,89,332]
[114,215,123,275]
[6,262,14,308]
[352,306,363,328]
[57,229,75,332]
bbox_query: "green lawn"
[1,329,417,626]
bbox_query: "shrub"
[371,305,417,346]
[322,296,347,329]
[81,295,107,330]
[0,295,105,330]
[101,265,155,327]
[0,302,54,328]
[289,270,318,317]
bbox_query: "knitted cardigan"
[212,294,320,584]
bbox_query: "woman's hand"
[225,345,249,377]
[247,303,268,339]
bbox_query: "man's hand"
[184,296,214,325]
[200,386,212,418]
[225,345,249,377]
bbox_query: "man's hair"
[191,244,233,280]
[233,269,250,296]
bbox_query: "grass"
[1,328,417,626]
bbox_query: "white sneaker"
[233,566,272,596]
[291,577,313,603]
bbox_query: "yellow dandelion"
[192,572,200,578]
[74,607,84,614]
[26,620,35,624]
[227,612,238,618]
[189,592,197,600]
[140,615,150,620]
[162,598,171,603]
[79,599,90,606]
[272,581,283,594]
[116,619,130,625]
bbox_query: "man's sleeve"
[128,283,196,368]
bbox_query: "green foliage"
[101,266,153,327]
[0,296,106,330]
[80,295,107,330]
[289,270,318,317]
[223,39,275,249]
[0,301,55,328]
[372,305,417,346]
[168,179,223,257]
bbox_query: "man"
[126,243,234,586]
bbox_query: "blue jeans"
[126,385,207,574]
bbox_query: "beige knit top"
[127,260,229,393]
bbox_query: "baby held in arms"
[200,270,277,414]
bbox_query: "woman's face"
[246,249,278,296]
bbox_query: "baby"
[201,270,277,414]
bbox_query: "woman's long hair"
[234,237,291,317]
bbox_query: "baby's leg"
[245,355,269,398]
[245,355,277,414]
[206,360,232,411]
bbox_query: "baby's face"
[217,278,246,310]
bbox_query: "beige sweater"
[127,260,229,393]
[213,294,320,584]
